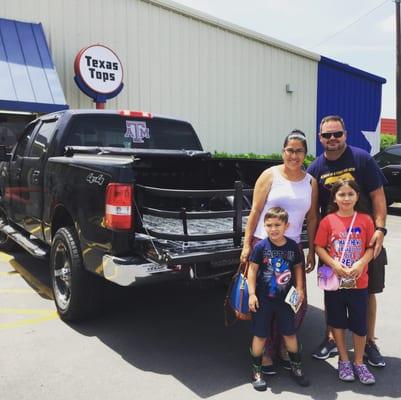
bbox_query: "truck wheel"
[0,210,17,252]
[50,227,102,322]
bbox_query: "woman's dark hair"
[283,129,308,153]
[327,179,368,213]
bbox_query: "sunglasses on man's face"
[320,131,344,139]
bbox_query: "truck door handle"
[15,168,21,178]
[32,170,41,184]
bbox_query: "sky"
[172,0,396,118]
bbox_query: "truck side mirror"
[0,146,10,161]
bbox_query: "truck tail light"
[105,183,133,230]
[118,110,153,118]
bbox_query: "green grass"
[380,134,396,151]
[213,135,398,163]
[212,151,315,166]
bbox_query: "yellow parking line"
[0,270,18,276]
[0,252,54,300]
[0,253,14,262]
[0,308,56,315]
[0,288,36,293]
[0,308,58,330]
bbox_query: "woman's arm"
[240,168,273,263]
[305,177,319,273]
[247,261,260,312]
[294,263,305,303]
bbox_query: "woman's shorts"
[251,298,296,338]
[325,288,368,336]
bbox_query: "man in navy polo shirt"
[307,115,387,368]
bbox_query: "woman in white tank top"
[241,130,319,369]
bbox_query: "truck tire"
[50,226,102,322]
[0,210,17,252]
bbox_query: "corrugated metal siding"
[317,56,386,155]
[2,0,318,154]
[0,18,67,112]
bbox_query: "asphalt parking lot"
[1,207,401,400]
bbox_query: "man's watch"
[375,227,387,236]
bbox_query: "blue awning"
[0,18,68,113]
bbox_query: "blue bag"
[224,262,251,326]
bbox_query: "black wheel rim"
[52,241,72,311]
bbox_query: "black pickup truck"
[0,109,279,321]
[374,144,401,205]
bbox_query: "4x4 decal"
[86,173,105,186]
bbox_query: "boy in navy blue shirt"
[248,207,309,391]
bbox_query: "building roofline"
[320,56,386,84]
[146,0,321,62]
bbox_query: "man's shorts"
[368,248,387,294]
[251,298,295,338]
[325,288,368,336]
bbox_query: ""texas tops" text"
[85,55,119,82]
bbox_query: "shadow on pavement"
[4,248,401,399]
[72,282,401,399]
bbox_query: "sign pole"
[396,0,401,143]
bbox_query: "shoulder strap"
[340,212,357,260]
[237,261,249,277]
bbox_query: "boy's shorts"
[251,298,296,338]
[325,288,368,336]
[368,248,387,294]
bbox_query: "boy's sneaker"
[365,340,386,367]
[251,367,267,391]
[261,364,277,375]
[338,360,355,382]
[353,363,376,385]
[312,338,338,360]
[289,361,310,387]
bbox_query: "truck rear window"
[64,115,202,151]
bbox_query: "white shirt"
[253,166,312,243]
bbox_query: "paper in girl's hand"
[285,286,302,313]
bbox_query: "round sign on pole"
[74,44,124,108]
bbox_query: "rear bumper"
[102,246,241,286]
[102,255,178,286]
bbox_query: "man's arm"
[369,186,387,258]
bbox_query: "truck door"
[20,119,58,240]
[7,123,39,227]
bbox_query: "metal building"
[1,0,386,156]
[317,56,386,155]
[1,0,319,155]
